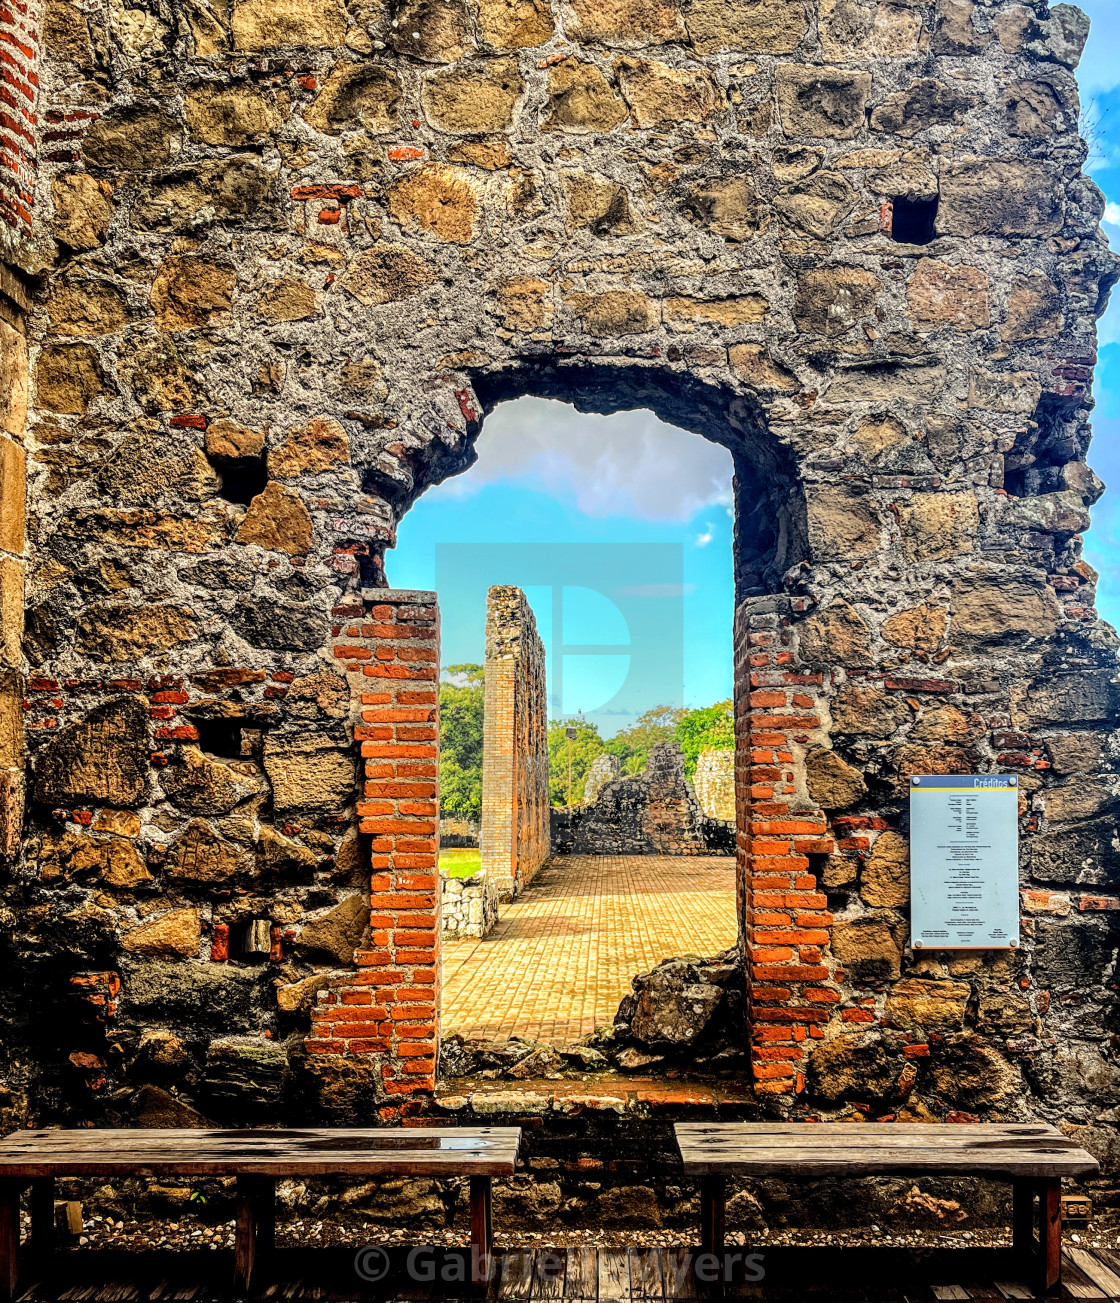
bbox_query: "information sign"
[909,774,1020,950]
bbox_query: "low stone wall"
[440,870,498,940]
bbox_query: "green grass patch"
[440,848,482,878]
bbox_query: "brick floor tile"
[441,854,738,1045]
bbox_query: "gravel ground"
[18,1213,1120,1255]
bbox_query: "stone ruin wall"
[0,0,1114,1178]
[480,585,549,899]
[552,742,725,855]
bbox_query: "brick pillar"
[0,0,38,242]
[737,595,836,1100]
[305,589,441,1096]
[0,266,28,860]
[480,586,549,901]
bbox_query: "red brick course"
[736,602,839,1097]
[305,590,441,1094]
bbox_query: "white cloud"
[1106,201,1120,226]
[695,527,714,547]
[441,396,734,523]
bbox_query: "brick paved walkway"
[441,854,738,1045]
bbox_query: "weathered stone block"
[793,266,881,335]
[122,908,202,957]
[305,62,402,134]
[387,0,474,61]
[798,600,872,667]
[616,57,722,128]
[422,58,522,132]
[185,82,287,145]
[897,491,979,564]
[950,576,1062,642]
[75,602,197,662]
[881,604,946,652]
[685,176,766,241]
[543,59,628,131]
[806,748,866,810]
[263,732,356,812]
[388,165,479,243]
[885,978,970,1031]
[0,436,25,556]
[564,291,656,336]
[806,487,879,560]
[236,482,313,556]
[569,0,687,47]
[295,893,370,963]
[339,245,437,305]
[168,819,254,886]
[32,696,150,808]
[82,104,177,171]
[808,1033,896,1102]
[685,0,808,54]
[777,67,872,139]
[831,913,903,980]
[831,684,908,737]
[937,159,1064,237]
[860,830,908,908]
[230,595,330,651]
[268,417,351,478]
[151,256,237,332]
[822,0,923,60]
[870,78,975,136]
[231,0,346,49]
[476,0,553,47]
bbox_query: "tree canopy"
[439,666,736,814]
[438,664,484,822]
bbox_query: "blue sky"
[1080,0,1120,620]
[390,10,1120,731]
[389,400,736,733]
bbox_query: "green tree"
[547,716,605,806]
[675,699,735,778]
[439,664,485,821]
[605,704,683,775]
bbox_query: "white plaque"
[909,774,1020,951]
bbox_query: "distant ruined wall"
[480,585,549,899]
[557,743,713,856]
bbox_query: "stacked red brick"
[306,589,441,1095]
[738,603,837,1097]
[0,0,37,236]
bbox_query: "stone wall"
[555,743,715,856]
[0,0,1118,1160]
[440,868,497,939]
[481,586,549,899]
[694,747,734,821]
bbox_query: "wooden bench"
[0,1125,521,1298]
[675,1122,1099,1295]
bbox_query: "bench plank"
[0,1129,520,1179]
[675,1123,1098,1180]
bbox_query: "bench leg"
[0,1180,20,1303]
[700,1175,725,1260]
[1012,1180,1035,1263]
[469,1176,492,1287]
[1039,1180,1062,1297]
[234,1176,274,1296]
[30,1177,54,1260]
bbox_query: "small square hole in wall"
[891,195,938,245]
